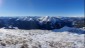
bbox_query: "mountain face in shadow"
[0,16,84,30]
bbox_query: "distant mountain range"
[0,16,85,30]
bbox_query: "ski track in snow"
[0,27,85,48]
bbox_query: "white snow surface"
[0,27,84,48]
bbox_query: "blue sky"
[0,0,84,16]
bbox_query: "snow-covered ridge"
[0,16,84,29]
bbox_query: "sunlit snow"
[0,27,84,48]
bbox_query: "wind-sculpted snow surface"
[0,27,85,48]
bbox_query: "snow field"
[0,28,84,48]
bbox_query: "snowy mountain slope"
[0,16,69,29]
[0,16,84,30]
[0,26,84,48]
